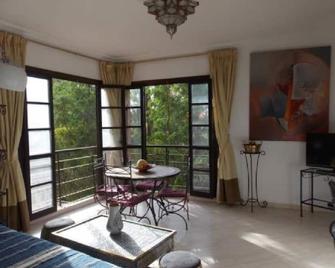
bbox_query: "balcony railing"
[55,146,97,207]
[147,145,210,192]
[55,145,207,207]
[146,145,189,187]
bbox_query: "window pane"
[30,158,52,186]
[26,77,49,103]
[102,129,122,147]
[127,148,142,162]
[192,84,208,103]
[126,89,141,107]
[193,149,209,169]
[127,128,141,145]
[101,88,121,107]
[192,126,209,146]
[193,171,210,193]
[53,79,97,151]
[192,105,209,125]
[101,108,121,127]
[145,83,189,146]
[126,108,141,126]
[101,89,109,107]
[103,150,123,166]
[27,104,50,129]
[29,130,51,155]
[31,183,53,213]
[146,147,167,165]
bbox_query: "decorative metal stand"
[240,150,267,212]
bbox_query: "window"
[126,88,143,161]
[101,88,124,166]
[25,76,55,216]
[99,76,216,197]
[100,87,144,165]
[190,83,212,194]
[23,68,100,219]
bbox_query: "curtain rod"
[29,39,209,65]
[134,51,208,64]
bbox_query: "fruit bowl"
[133,164,154,173]
[132,159,154,173]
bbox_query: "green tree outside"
[53,79,97,203]
[146,83,189,145]
[53,79,97,150]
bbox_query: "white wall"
[26,42,100,80]
[134,26,335,206]
[232,31,335,206]
[25,22,334,206]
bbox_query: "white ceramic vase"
[106,203,123,235]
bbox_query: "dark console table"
[300,168,335,217]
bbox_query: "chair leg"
[119,203,151,225]
[159,197,189,230]
[186,200,190,221]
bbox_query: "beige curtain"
[0,32,29,230]
[209,48,241,205]
[99,62,134,166]
[0,32,26,67]
[99,62,134,86]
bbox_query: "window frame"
[130,75,217,198]
[22,66,101,220]
[23,73,56,219]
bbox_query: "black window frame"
[21,66,101,220]
[129,75,217,198]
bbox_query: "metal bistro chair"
[108,164,152,224]
[93,157,130,211]
[157,157,190,230]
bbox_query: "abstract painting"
[250,46,331,141]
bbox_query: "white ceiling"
[0,0,335,62]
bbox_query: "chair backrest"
[105,162,137,196]
[92,157,105,188]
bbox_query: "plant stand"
[240,150,267,212]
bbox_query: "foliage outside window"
[53,79,97,203]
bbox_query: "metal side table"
[240,150,267,212]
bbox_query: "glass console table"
[300,168,335,217]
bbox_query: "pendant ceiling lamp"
[144,0,199,39]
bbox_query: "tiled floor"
[29,199,335,268]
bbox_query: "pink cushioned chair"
[107,165,152,224]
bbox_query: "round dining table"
[105,165,181,225]
[105,165,180,180]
